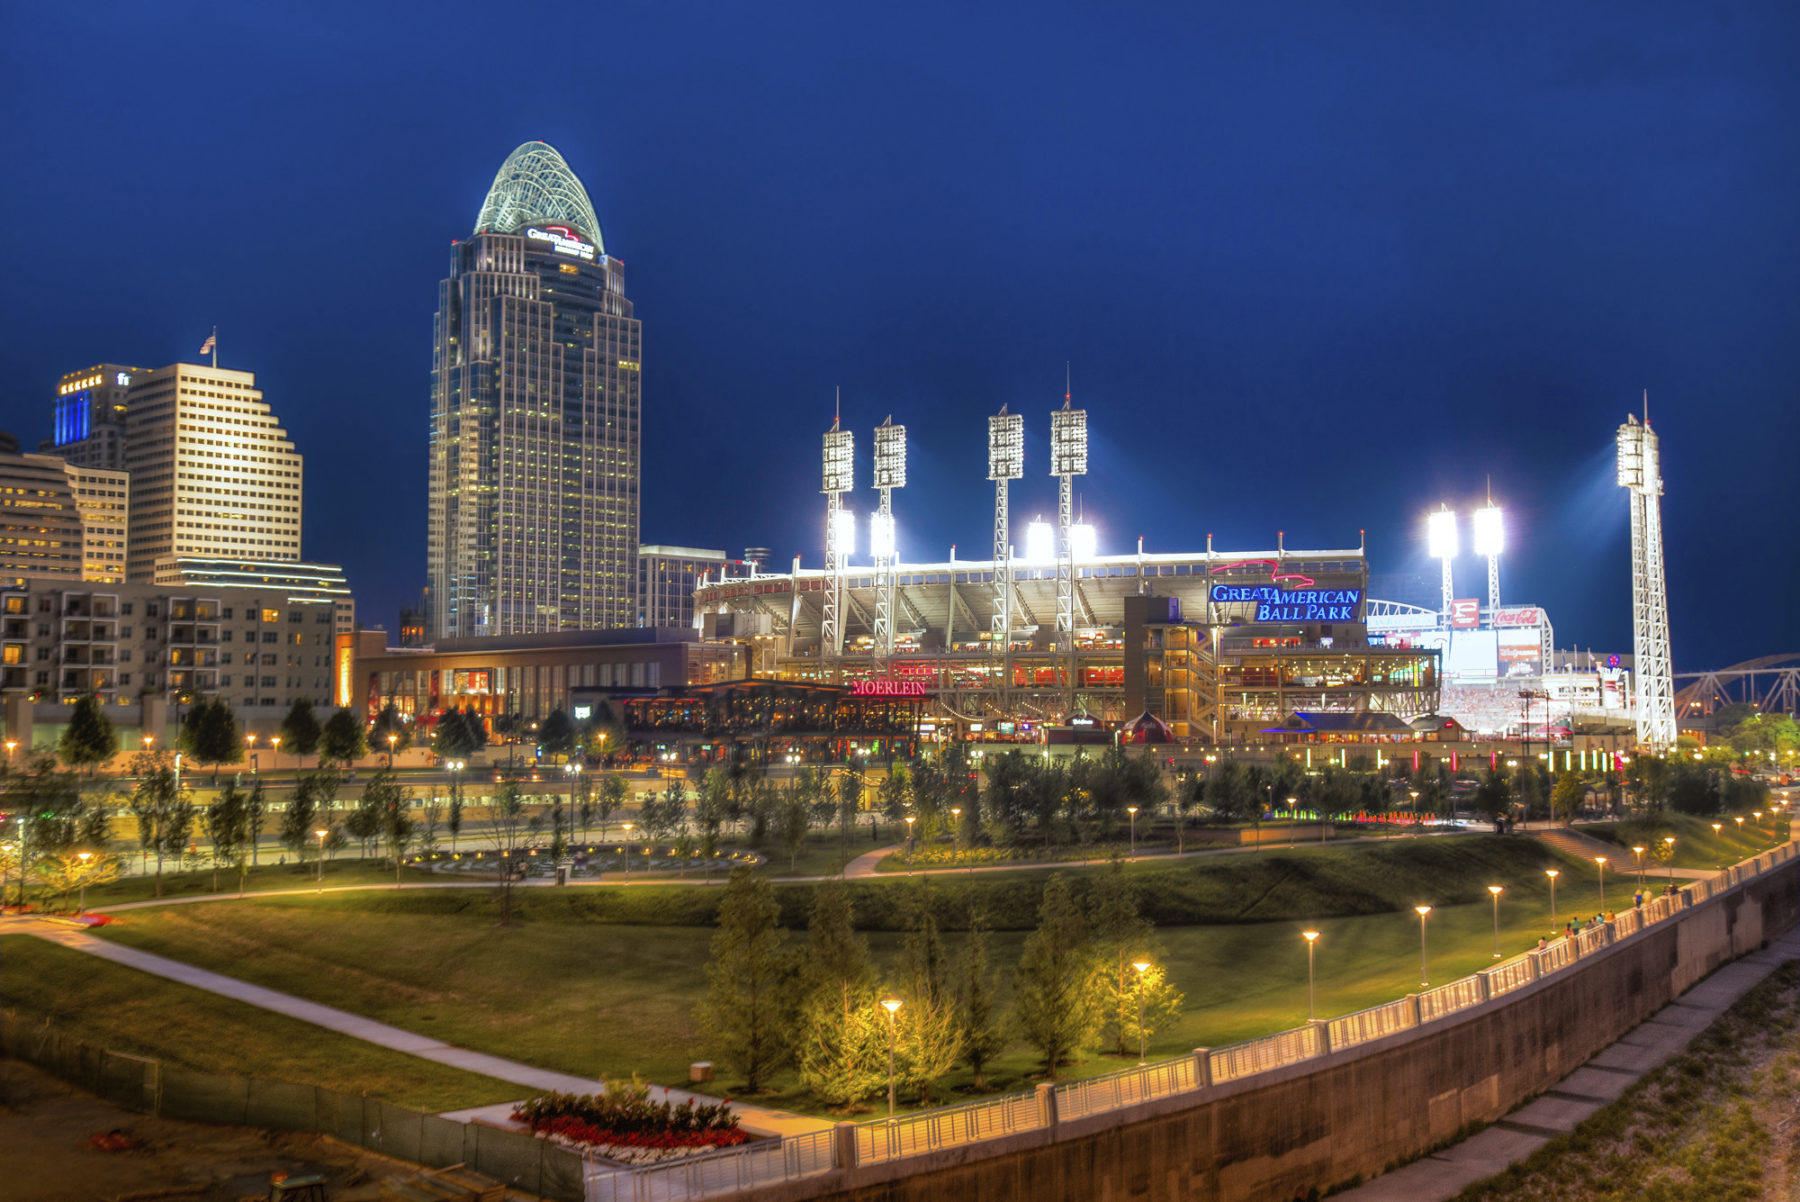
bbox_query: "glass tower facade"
[430,142,641,639]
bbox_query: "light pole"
[1487,885,1503,958]
[623,822,634,875]
[1127,806,1138,856]
[1632,844,1646,893]
[77,850,92,914]
[950,806,961,866]
[1415,905,1432,988]
[142,734,155,752]
[1132,960,1151,1063]
[1408,790,1419,839]
[1711,823,1723,871]
[1302,930,1320,1021]
[1594,856,1607,911]
[1545,868,1559,927]
[904,814,915,872]
[271,735,281,770]
[1664,836,1676,888]
[314,828,328,892]
[387,733,398,769]
[881,997,903,1119]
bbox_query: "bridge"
[1674,654,1800,718]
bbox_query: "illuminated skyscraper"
[429,141,641,639]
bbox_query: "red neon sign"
[851,680,927,698]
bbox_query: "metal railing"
[1056,1055,1197,1121]
[855,1090,1045,1165]
[1327,997,1417,1049]
[588,841,1796,1198]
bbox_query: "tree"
[488,777,539,925]
[279,698,323,764]
[244,778,269,866]
[836,766,863,853]
[179,697,241,782]
[33,849,121,912]
[11,752,111,909]
[281,769,341,863]
[896,885,962,1103]
[369,702,412,756]
[697,767,730,869]
[1473,768,1514,823]
[597,773,628,840]
[417,789,443,854]
[382,782,416,885]
[1550,772,1586,825]
[58,694,117,775]
[794,879,886,1108]
[1204,759,1257,824]
[1085,861,1182,1056]
[879,765,912,833]
[955,906,1007,1089]
[778,779,811,872]
[434,707,487,759]
[127,751,192,897]
[1171,775,1203,854]
[205,783,252,894]
[319,708,366,767]
[538,708,576,760]
[696,866,793,1091]
[1011,875,1097,1078]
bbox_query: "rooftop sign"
[525,225,595,260]
[851,680,927,698]
[1209,584,1362,623]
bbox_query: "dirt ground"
[0,1059,483,1202]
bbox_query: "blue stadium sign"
[1210,585,1362,622]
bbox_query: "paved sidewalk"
[1333,928,1800,1201]
[5,917,829,1139]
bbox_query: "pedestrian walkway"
[1333,928,1800,1201]
[5,917,829,1139]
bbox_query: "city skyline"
[2,4,1797,670]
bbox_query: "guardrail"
[585,840,1793,1201]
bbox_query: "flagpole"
[211,326,218,369]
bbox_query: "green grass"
[1451,960,1800,1201]
[1577,812,1790,873]
[0,936,523,1113]
[72,858,453,908]
[84,836,1621,1116]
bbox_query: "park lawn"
[86,857,1621,1116]
[76,858,454,909]
[1577,812,1789,873]
[0,936,522,1113]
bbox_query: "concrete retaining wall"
[739,856,1798,1202]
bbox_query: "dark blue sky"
[3,2,1795,670]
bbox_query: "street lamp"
[1487,885,1503,958]
[1127,806,1138,856]
[4,739,16,762]
[1408,790,1419,839]
[1131,960,1151,1063]
[1594,856,1607,911]
[1711,823,1723,870]
[1664,836,1676,887]
[271,735,281,769]
[1302,930,1320,1021]
[77,850,92,914]
[1415,905,1432,988]
[1545,868,1559,927]
[881,998,903,1119]
[314,828,329,892]
[387,733,398,769]
[950,806,961,865]
[623,822,634,875]
[142,734,155,751]
[904,814,916,871]
[1632,845,1646,893]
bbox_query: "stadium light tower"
[988,407,1024,657]
[1427,507,1458,620]
[821,412,855,661]
[1617,409,1676,751]
[1472,501,1503,624]
[1050,383,1088,713]
[871,417,906,659]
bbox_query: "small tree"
[244,778,269,866]
[896,885,962,1103]
[1011,874,1097,1078]
[280,698,323,764]
[538,709,576,761]
[369,703,411,755]
[11,753,109,908]
[1551,772,1586,824]
[383,784,415,886]
[59,694,117,776]
[956,907,1007,1089]
[779,780,811,872]
[597,773,628,840]
[179,697,242,783]
[696,866,793,1091]
[319,708,366,767]
[205,783,252,894]
[794,879,885,1108]
[1086,860,1183,1057]
[489,778,539,925]
[128,751,192,897]
[448,784,464,851]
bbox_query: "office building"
[152,556,354,633]
[123,363,303,580]
[429,140,641,640]
[0,444,129,586]
[638,545,737,629]
[45,365,142,471]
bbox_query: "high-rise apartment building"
[0,444,129,586]
[429,141,641,639]
[45,364,142,471]
[123,363,303,580]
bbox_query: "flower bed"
[512,1083,749,1166]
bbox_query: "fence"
[588,839,1795,1201]
[0,1013,585,1202]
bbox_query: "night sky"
[3,2,1796,671]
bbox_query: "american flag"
[199,332,216,355]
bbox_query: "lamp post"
[1127,806,1138,857]
[1408,790,1419,840]
[881,998,903,1119]
[387,733,398,769]
[950,806,961,865]
[77,850,92,914]
[1664,836,1676,887]
[4,739,16,763]
[271,735,281,771]
[314,828,328,892]
[1632,845,1646,893]
[1594,856,1607,911]
[1487,885,1503,958]
[1415,905,1432,988]
[904,814,915,872]
[1302,930,1320,1021]
[142,734,155,752]
[623,822,634,875]
[1711,823,1723,871]
[1132,960,1151,1063]
[1545,868,1559,927]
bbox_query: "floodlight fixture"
[988,408,1024,481]
[822,425,855,495]
[1472,506,1504,558]
[831,508,857,556]
[1427,508,1458,560]
[869,512,896,559]
[1049,404,1088,477]
[1071,522,1097,562]
[872,417,907,489]
[1026,519,1055,564]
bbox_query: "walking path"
[1335,912,1800,1198]
[4,916,830,1139]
